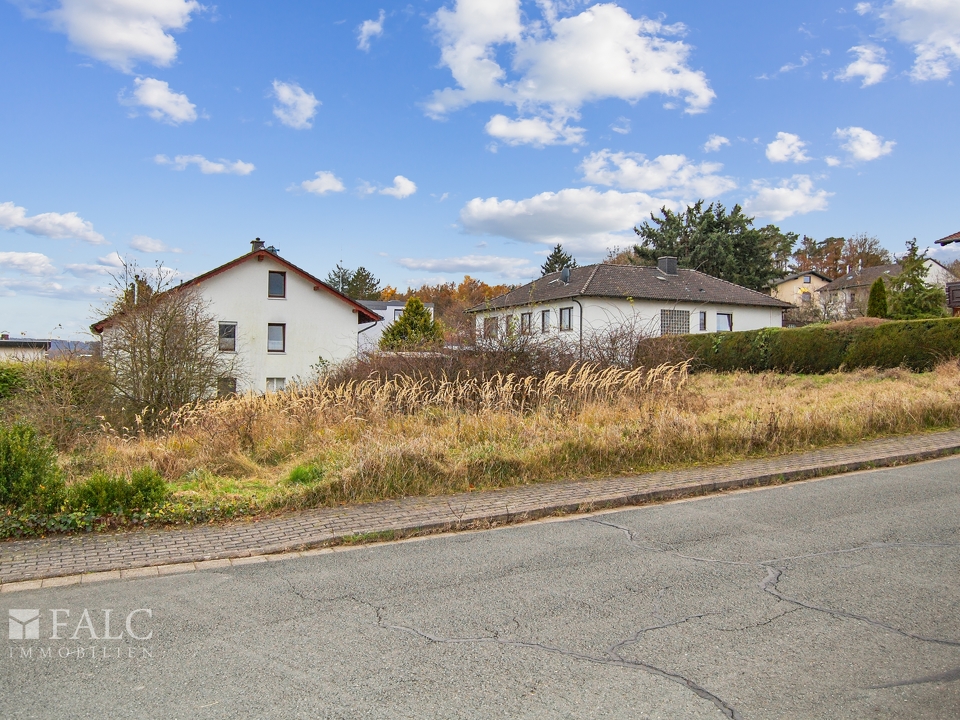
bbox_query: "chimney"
[251,238,265,252]
[657,256,678,275]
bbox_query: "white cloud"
[65,251,126,277]
[611,117,631,135]
[825,156,842,167]
[703,134,730,152]
[836,45,889,86]
[835,126,896,161]
[121,77,197,124]
[299,171,346,195]
[380,175,417,199]
[765,132,811,163]
[427,1,714,146]
[484,114,584,146]
[856,3,874,15]
[743,175,831,221]
[358,10,385,51]
[779,53,812,73]
[271,80,320,130]
[880,0,960,80]
[580,150,736,199]
[155,154,255,175]
[460,186,669,253]
[396,254,536,279]
[0,201,106,244]
[0,251,57,276]
[38,0,201,73]
[130,235,179,252]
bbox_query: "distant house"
[92,240,381,394]
[0,335,50,362]
[938,232,960,316]
[357,300,436,353]
[769,271,833,307]
[817,260,959,318]
[467,258,790,355]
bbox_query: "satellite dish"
[560,267,571,283]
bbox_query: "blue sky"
[2,0,959,338]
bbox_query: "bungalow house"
[0,335,51,361]
[92,240,381,394]
[769,271,833,307]
[467,258,790,354]
[357,300,436,353]
[817,259,959,319]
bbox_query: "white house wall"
[474,297,783,345]
[200,255,361,392]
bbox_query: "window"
[267,323,285,352]
[217,377,237,398]
[218,322,237,352]
[717,313,733,332]
[394,309,404,321]
[520,312,533,334]
[268,271,286,298]
[849,292,856,303]
[541,309,550,333]
[803,275,812,284]
[559,307,573,331]
[483,316,499,339]
[266,377,285,392]
[699,311,707,332]
[660,309,691,336]
[505,314,514,334]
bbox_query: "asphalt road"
[3,457,960,719]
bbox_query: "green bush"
[0,363,25,400]
[0,423,65,513]
[67,467,168,515]
[644,318,960,373]
[285,463,325,485]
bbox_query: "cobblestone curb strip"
[2,429,960,589]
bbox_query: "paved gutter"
[2,428,960,590]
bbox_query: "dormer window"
[268,271,286,298]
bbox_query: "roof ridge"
[580,263,602,294]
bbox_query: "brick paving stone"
[1,430,959,585]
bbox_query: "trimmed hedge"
[641,318,960,373]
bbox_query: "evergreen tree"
[541,244,578,275]
[632,201,791,291]
[345,267,382,300]
[325,264,352,294]
[379,297,444,350]
[867,277,888,318]
[888,239,946,319]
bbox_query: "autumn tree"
[95,260,233,428]
[541,244,578,274]
[633,201,792,291]
[791,233,891,278]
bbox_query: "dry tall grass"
[66,361,960,513]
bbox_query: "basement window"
[660,309,690,336]
[717,313,733,332]
[266,377,285,392]
[268,271,286,298]
[267,323,286,352]
[559,307,572,331]
[218,322,237,352]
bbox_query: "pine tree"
[541,244,578,275]
[379,297,443,350]
[325,264,352,294]
[888,239,947,319]
[867,277,888,318]
[345,267,382,300]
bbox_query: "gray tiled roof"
[467,264,791,312]
[818,264,900,293]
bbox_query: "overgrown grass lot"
[4,351,960,538]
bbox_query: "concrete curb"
[2,429,960,591]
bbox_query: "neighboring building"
[0,335,51,361]
[769,271,833,307]
[936,230,960,247]
[818,260,960,319]
[92,240,381,394]
[467,258,790,354]
[357,300,436,353]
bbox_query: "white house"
[468,258,790,354]
[93,240,381,394]
[0,336,51,361]
[817,259,959,318]
[357,300,436,353]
